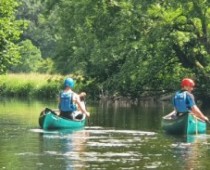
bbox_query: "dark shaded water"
[0,98,210,170]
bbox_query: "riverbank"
[0,73,86,98]
[0,73,174,102]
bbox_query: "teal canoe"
[39,108,86,130]
[161,111,206,135]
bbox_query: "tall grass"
[0,73,86,98]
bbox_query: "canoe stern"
[187,114,206,134]
[161,114,188,135]
[39,109,86,130]
[162,112,207,135]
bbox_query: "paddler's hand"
[85,112,90,117]
[204,116,209,122]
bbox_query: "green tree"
[34,0,210,100]
[0,0,25,74]
[11,40,42,73]
[141,0,210,99]
[17,0,57,59]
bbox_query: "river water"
[0,98,210,170]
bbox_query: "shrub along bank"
[0,73,88,99]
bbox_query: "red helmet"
[181,78,195,87]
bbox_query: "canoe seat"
[72,111,86,121]
[164,111,185,120]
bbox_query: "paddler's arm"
[191,105,209,122]
[75,95,90,117]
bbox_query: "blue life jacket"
[59,91,77,112]
[173,91,189,113]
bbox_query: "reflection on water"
[31,127,210,170]
[40,129,89,170]
[84,128,159,169]
[171,134,210,170]
[0,98,210,169]
[32,127,159,170]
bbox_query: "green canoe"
[161,111,206,135]
[39,108,86,130]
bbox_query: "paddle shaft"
[206,119,210,124]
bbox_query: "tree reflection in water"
[39,129,89,170]
[171,134,209,170]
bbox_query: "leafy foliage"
[0,0,25,73]
[11,40,42,73]
[2,0,210,100]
